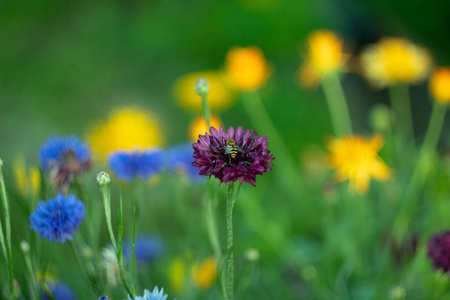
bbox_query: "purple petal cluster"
[108,149,164,182]
[39,136,92,192]
[30,193,85,243]
[427,230,450,274]
[192,126,274,186]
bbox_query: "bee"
[222,138,245,162]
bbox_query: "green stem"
[320,72,353,136]
[100,185,118,254]
[202,95,211,129]
[392,103,447,237]
[132,206,137,295]
[70,240,98,296]
[117,190,134,298]
[225,182,241,300]
[0,162,14,296]
[389,84,415,148]
[205,181,222,261]
[21,243,37,300]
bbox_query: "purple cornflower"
[30,193,85,243]
[108,149,164,182]
[39,136,92,192]
[42,282,76,300]
[427,230,450,274]
[123,235,164,264]
[192,126,274,186]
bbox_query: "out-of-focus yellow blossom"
[87,107,163,160]
[225,46,271,91]
[299,30,348,87]
[13,155,40,198]
[327,135,391,194]
[360,37,432,88]
[169,257,186,293]
[430,67,450,103]
[188,115,222,142]
[175,70,236,111]
[190,256,217,289]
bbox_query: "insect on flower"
[221,138,245,163]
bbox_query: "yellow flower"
[190,256,217,289]
[298,30,348,87]
[225,46,271,91]
[174,70,236,111]
[86,107,163,160]
[360,37,432,88]
[327,135,391,194]
[169,257,186,294]
[430,67,450,103]
[13,155,40,199]
[188,115,222,142]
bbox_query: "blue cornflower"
[39,136,92,191]
[30,193,85,243]
[123,235,164,264]
[42,282,77,300]
[166,143,203,181]
[108,149,164,182]
[126,286,170,300]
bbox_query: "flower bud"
[244,248,260,261]
[20,240,30,253]
[96,171,111,186]
[195,77,210,97]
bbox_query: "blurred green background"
[1,0,449,166]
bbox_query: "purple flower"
[192,126,274,186]
[30,193,85,243]
[39,136,92,192]
[427,230,450,274]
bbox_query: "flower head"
[87,107,163,160]
[174,70,235,111]
[30,193,85,243]
[126,286,169,300]
[42,282,76,300]
[430,67,450,103]
[360,37,432,88]
[192,126,274,186]
[225,46,271,91]
[327,135,391,194]
[188,115,222,142]
[191,256,217,289]
[427,230,450,274]
[39,136,91,192]
[108,149,164,182]
[298,30,348,87]
[166,143,204,181]
[123,235,164,264]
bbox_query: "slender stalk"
[100,181,117,254]
[70,240,98,296]
[21,241,37,300]
[224,182,241,300]
[0,161,14,296]
[117,190,134,297]
[202,95,211,128]
[392,102,447,237]
[389,84,415,147]
[205,182,222,262]
[131,206,137,295]
[320,72,353,136]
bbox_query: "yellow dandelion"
[360,37,432,88]
[298,30,348,87]
[225,46,271,91]
[191,256,217,290]
[327,135,391,194]
[86,107,163,160]
[169,257,186,294]
[430,67,450,103]
[13,155,40,199]
[174,70,236,111]
[188,115,222,142]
